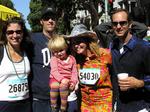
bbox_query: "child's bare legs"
[49,78,60,111]
[59,78,70,111]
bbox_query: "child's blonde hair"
[48,34,68,52]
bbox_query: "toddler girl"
[48,35,78,112]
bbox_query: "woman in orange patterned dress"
[66,24,112,112]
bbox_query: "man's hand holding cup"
[117,73,129,91]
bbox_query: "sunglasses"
[112,21,128,27]
[6,30,22,35]
[42,15,56,21]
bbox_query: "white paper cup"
[117,73,128,80]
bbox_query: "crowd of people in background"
[0,5,150,112]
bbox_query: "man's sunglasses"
[42,15,56,21]
[112,21,128,27]
[6,30,22,35]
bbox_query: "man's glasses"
[42,15,56,21]
[112,21,128,27]
[6,30,22,35]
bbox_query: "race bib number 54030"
[79,68,100,85]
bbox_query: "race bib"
[79,68,100,85]
[7,74,29,99]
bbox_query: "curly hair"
[0,17,33,60]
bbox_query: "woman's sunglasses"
[6,30,22,35]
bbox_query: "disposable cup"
[117,73,128,80]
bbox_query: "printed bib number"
[9,83,28,94]
[79,68,100,85]
[7,75,29,98]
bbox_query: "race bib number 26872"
[79,68,100,85]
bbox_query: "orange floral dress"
[78,48,112,112]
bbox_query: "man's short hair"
[110,8,131,22]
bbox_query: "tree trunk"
[83,0,99,29]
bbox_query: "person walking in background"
[30,6,57,112]
[66,24,112,112]
[110,8,150,112]
[48,35,78,112]
[0,17,33,112]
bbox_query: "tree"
[77,0,99,29]
[27,0,43,32]
[55,0,77,34]
[0,0,15,10]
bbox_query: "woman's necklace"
[6,45,27,80]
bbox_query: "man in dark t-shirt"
[31,6,57,112]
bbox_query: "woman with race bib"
[66,24,112,112]
[0,17,33,112]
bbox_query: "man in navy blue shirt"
[30,6,57,112]
[110,8,150,112]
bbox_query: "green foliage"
[0,0,15,10]
[56,18,65,34]
[27,0,42,32]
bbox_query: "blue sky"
[12,0,31,29]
